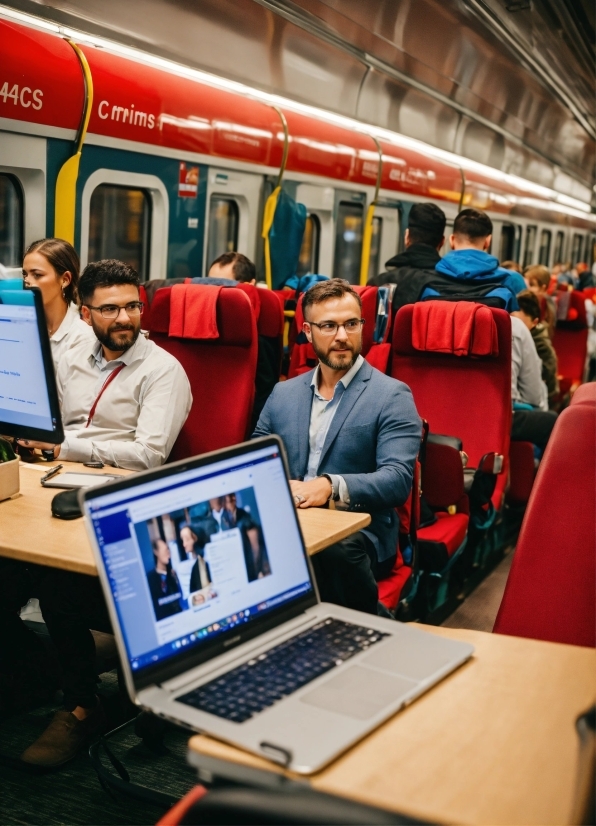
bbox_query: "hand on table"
[290,477,332,508]
[16,440,61,459]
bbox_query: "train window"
[0,173,23,267]
[523,225,537,268]
[499,223,521,263]
[367,217,383,282]
[297,214,320,277]
[207,197,239,266]
[538,230,551,266]
[589,235,596,267]
[89,185,151,279]
[554,231,565,263]
[333,201,363,284]
[571,234,583,266]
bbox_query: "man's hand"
[289,477,332,509]
[16,440,60,459]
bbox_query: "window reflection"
[523,225,537,268]
[538,230,551,266]
[207,197,239,266]
[89,185,151,279]
[0,174,23,267]
[367,217,382,282]
[297,214,320,277]
[333,202,363,284]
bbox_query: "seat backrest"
[391,302,512,470]
[493,402,596,647]
[570,382,596,407]
[553,291,589,387]
[149,284,257,460]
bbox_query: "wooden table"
[0,461,371,575]
[188,625,596,826]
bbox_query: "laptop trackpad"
[299,665,416,720]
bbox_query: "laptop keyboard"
[177,618,390,724]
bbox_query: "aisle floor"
[441,550,514,632]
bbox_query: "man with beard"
[253,279,420,616]
[18,258,191,469]
[4,260,191,768]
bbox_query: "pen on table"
[41,464,63,482]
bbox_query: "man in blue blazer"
[253,279,421,615]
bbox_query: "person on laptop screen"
[17,258,192,468]
[1,259,192,767]
[147,539,185,620]
[253,279,421,616]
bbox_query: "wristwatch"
[320,474,340,502]
[42,448,56,461]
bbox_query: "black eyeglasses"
[306,318,365,336]
[85,301,144,319]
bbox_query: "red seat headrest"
[151,285,253,345]
[411,301,499,357]
[256,289,284,337]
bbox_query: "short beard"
[313,341,362,371]
[93,322,140,353]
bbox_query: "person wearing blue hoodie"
[432,209,526,311]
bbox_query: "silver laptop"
[81,436,473,774]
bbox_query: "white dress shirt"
[49,303,95,369]
[304,355,365,504]
[511,315,548,410]
[56,333,192,470]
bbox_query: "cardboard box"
[0,457,19,501]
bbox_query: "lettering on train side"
[97,100,156,129]
[0,83,43,110]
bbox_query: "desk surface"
[188,625,596,826]
[0,461,370,575]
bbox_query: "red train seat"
[149,284,257,460]
[493,400,596,647]
[553,290,588,396]
[570,382,596,407]
[391,302,512,512]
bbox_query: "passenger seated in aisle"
[22,238,94,367]
[253,279,421,616]
[510,308,557,452]
[434,208,526,310]
[18,258,192,469]
[525,264,556,336]
[208,251,256,284]
[0,259,192,768]
[512,290,559,408]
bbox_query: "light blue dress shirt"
[304,354,365,504]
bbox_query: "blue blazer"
[253,361,421,563]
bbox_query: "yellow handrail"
[262,105,289,289]
[359,136,383,286]
[54,40,93,244]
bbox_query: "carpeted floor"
[441,550,514,632]
[0,671,197,826]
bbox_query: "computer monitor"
[0,287,64,443]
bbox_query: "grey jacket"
[253,360,421,562]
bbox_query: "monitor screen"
[0,288,63,442]
[85,443,314,676]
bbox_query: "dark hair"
[524,264,550,289]
[516,290,541,321]
[79,259,140,305]
[209,252,256,283]
[407,203,446,248]
[24,238,80,304]
[302,278,362,320]
[453,208,493,240]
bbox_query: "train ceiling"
[4,0,594,204]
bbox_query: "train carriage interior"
[0,1,595,824]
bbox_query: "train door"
[0,132,46,275]
[368,205,400,281]
[295,183,335,277]
[81,169,169,281]
[333,190,366,284]
[203,168,263,275]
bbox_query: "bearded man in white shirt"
[4,260,192,768]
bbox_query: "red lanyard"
[86,364,126,428]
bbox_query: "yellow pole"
[359,136,383,286]
[54,40,93,244]
[261,106,289,289]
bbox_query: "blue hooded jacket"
[434,249,526,310]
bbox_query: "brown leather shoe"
[20,702,107,767]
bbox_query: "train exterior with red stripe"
[1,14,595,282]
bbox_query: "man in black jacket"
[368,202,446,307]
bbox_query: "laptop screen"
[85,443,313,674]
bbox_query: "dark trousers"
[0,559,111,710]
[511,409,557,451]
[311,532,393,615]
